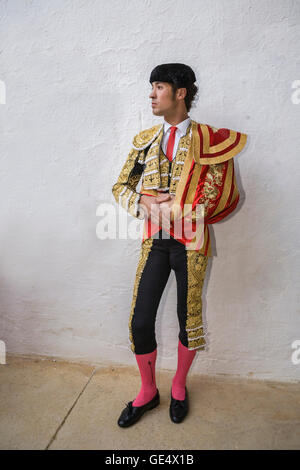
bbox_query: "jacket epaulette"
[197,123,247,165]
[132,124,164,150]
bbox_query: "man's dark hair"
[169,82,198,112]
[149,63,198,112]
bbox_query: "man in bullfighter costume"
[112,63,247,427]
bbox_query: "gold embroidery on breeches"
[128,238,154,353]
[185,250,208,350]
[128,238,208,353]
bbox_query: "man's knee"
[131,314,154,338]
[131,314,156,354]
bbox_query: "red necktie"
[166,126,177,162]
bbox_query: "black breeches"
[129,229,208,354]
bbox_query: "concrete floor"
[0,355,300,450]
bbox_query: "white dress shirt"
[161,116,191,160]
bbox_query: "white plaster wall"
[0,0,299,382]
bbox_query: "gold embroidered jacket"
[112,119,247,256]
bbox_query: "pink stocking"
[132,348,157,407]
[171,339,196,400]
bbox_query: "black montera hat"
[149,63,196,88]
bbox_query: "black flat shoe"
[169,387,189,423]
[117,389,160,428]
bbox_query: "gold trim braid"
[186,250,208,350]
[128,238,154,353]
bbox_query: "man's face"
[149,81,177,116]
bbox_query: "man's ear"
[177,87,187,100]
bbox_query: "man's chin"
[152,108,163,116]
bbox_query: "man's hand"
[158,195,175,230]
[153,194,175,228]
[155,193,172,204]
[138,193,175,229]
[138,195,157,219]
